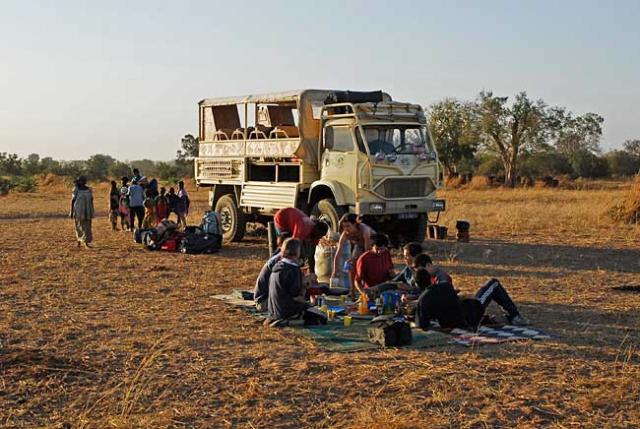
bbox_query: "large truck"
[194,89,445,244]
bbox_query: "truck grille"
[375,178,434,198]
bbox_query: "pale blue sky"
[1,0,639,160]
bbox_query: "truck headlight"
[431,199,445,211]
[369,203,385,213]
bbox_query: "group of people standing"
[108,169,190,232]
[256,207,530,330]
[70,168,191,248]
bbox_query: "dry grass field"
[1,181,640,428]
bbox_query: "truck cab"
[194,89,444,244]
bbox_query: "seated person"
[393,242,424,286]
[354,233,394,295]
[267,238,309,322]
[412,257,529,330]
[254,233,290,311]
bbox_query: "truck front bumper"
[355,198,445,216]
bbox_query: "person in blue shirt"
[127,179,145,230]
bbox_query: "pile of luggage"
[133,211,222,254]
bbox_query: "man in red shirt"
[273,207,329,272]
[354,234,395,294]
[274,207,328,242]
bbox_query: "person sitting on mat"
[392,242,425,285]
[353,233,394,295]
[411,256,530,329]
[267,238,310,324]
[254,233,291,312]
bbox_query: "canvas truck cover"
[198,89,392,166]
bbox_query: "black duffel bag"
[368,318,412,347]
[179,233,221,254]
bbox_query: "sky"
[1,0,639,160]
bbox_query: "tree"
[22,153,43,176]
[177,134,199,162]
[519,145,572,177]
[623,139,640,158]
[547,107,604,155]
[477,92,547,186]
[0,152,23,176]
[428,99,479,176]
[570,150,609,178]
[606,150,640,177]
[108,161,133,179]
[86,154,116,180]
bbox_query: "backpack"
[179,233,221,254]
[133,228,155,244]
[460,298,484,331]
[156,219,178,240]
[368,318,413,347]
[200,211,221,235]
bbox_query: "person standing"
[70,176,95,248]
[331,213,375,296]
[142,189,157,229]
[176,181,190,229]
[155,187,169,223]
[118,176,131,231]
[108,180,120,231]
[127,179,145,230]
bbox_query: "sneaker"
[509,314,530,326]
[269,319,288,328]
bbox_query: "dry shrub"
[38,173,71,188]
[612,175,640,224]
[445,175,465,188]
[468,175,491,189]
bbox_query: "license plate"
[398,213,418,219]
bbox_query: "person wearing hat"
[70,175,95,248]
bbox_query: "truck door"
[321,125,359,199]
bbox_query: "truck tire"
[311,198,345,235]
[215,194,246,243]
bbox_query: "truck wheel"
[408,214,428,243]
[311,198,345,235]
[214,194,246,243]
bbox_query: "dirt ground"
[1,183,639,428]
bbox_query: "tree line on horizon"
[2,90,640,194]
[0,135,199,194]
[429,91,640,185]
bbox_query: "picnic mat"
[447,325,553,347]
[211,291,551,351]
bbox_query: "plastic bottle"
[375,297,383,315]
[358,292,369,315]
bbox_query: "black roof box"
[325,90,384,104]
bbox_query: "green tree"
[428,99,479,177]
[177,134,199,161]
[570,150,609,178]
[86,154,116,181]
[477,91,547,186]
[623,139,640,158]
[606,150,640,177]
[108,161,133,179]
[22,153,43,175]
[0,152,23,176]
[547,107,604,155]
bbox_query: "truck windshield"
[362,126,432,155]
